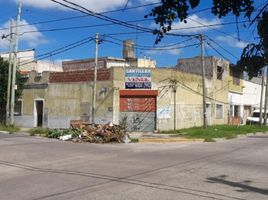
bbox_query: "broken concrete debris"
[59,122,130,143]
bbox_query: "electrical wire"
[49,0,195,38]
[104,35,196,49]
[206,36,240,59]
[4,19,250,37]
[0,2,162,31]
[19,36,95,66]
[102,38,199,51]
[206,41,231,63]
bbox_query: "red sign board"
[120,97,156,112]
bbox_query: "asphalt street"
[0,132,267,200]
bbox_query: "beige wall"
[17,67,228,130]
[112,67,228,131]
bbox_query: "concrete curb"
[138,137,204,143]
[0,130,10,134]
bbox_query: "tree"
[0,57,24,123]
[146,0,267,78]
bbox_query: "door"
[35,100,43,127]
[120,96,156,131]
[206,103,211,125]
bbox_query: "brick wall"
[49,69,110,83]
[62,59,106,71]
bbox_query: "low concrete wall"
[14,115,35,128]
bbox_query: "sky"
[0,0,266,67]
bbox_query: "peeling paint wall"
[16,65,228,131]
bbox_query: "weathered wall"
[15,71,49,127]
[16,65,228,130]
[16,69,113,128]
[176,56,214,79]
[112,67,228,131]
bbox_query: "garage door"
[120,90,157,132]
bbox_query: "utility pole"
[263,66,268,124]
[259,68,265,125]
[10,0,22,125]
[91,33,98,124]
[170,79,177,131]
[200,34,207,128]
[6,19,14,125]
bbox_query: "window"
[230,68,241,85]
[216,104,223,119]
[217,66,223,80]
[14,100,22,116]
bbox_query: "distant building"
[62,39,156,71]
[0,49,62,73]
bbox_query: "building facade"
[0,49,62,73]
[15,62,229,131]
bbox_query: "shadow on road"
[207,175,268,196]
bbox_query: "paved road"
[0,133,267,200]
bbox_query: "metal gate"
[119,90,157,132]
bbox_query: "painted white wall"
[243,80,265,108]
[228,80,265,123]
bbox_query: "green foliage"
[28,127,49,136]
[130,138,139,143]
[236,43,266,79]
[47,128,81,139]
[0,57,24,122]
[0,123,20,133]
[236,11,268,79]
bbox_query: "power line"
[17,19,152,35]
[49,0,195,38]
[3,19,250,38]
[206,36,240,59]
[0,2,162,31]
[187,17,248,43]
[104,35,196,49]
[103,38,199,51]
[206,41,231,62]
[19,36,95,66]
[50,0,151,33]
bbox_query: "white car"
[246,110,268,124]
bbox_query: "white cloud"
[150,14,222,34]
[146,48,181,56]
[11,0,127,12]
[171,15,222,34]
[0,19,47,50]
[216,35,247,49]
[0,22,10,50]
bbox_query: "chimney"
[123,40,135,61]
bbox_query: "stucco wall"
[112,67,228,131]
[16,66,229,130]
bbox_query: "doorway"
[206,103,211,125]
[34,100,44,127]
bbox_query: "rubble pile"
[70,121,130,143]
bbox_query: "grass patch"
[0,123,20,133]
[130,138,139,143]
[160,125,268,141]
[28,127,49,136]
